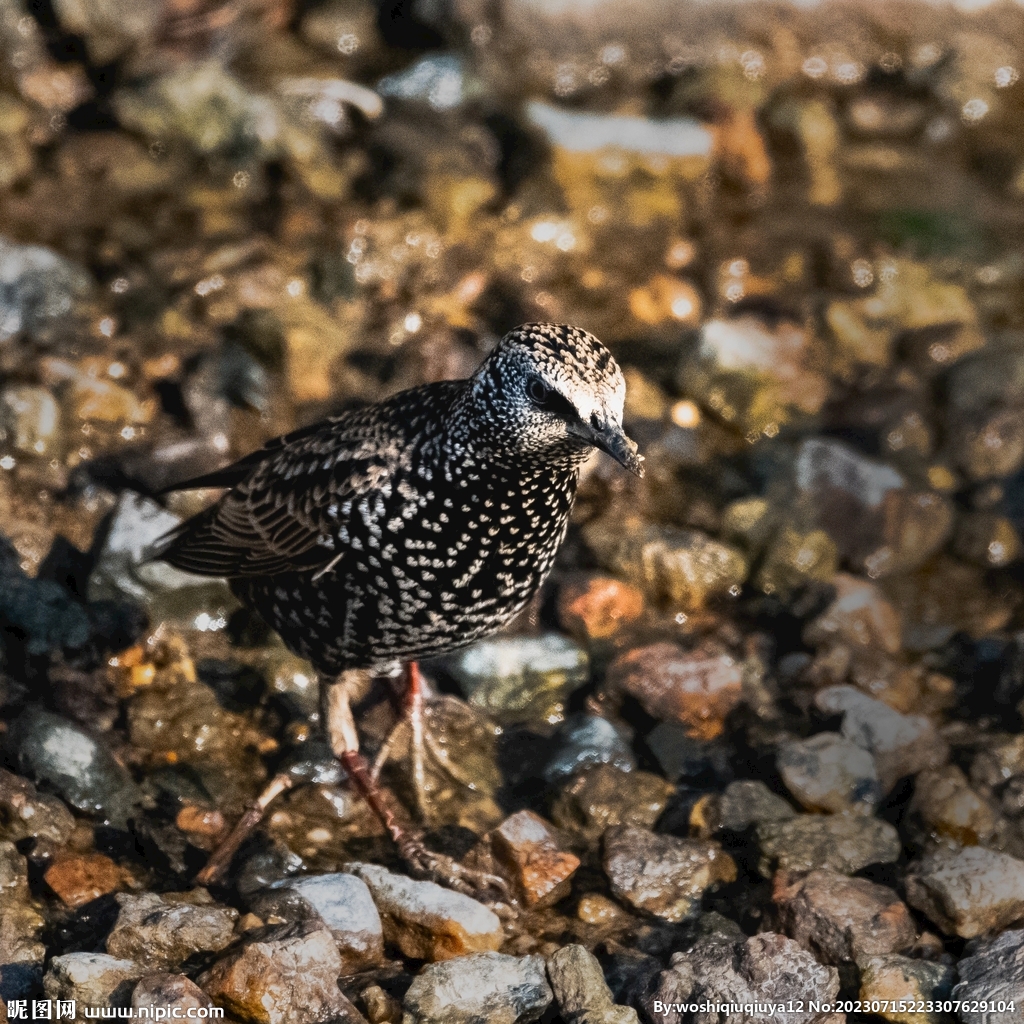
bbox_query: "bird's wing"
[154,407,409,578]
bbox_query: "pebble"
[0,386,60,457]
[345,862,503,962]
[755,527,839,597]
[756,812,901,877]
[773,869,917,965]
[267,873,384,968]
[814,686,948,793]
[951,928,1024,1024]
[905,846,1024,938]
[804,574,902,655]
[199,921,350,1024]
[647,932,840,1024]
[132,974,217,1018]
[546,944,639,1024]
[605,642,743,740]
[551,765,673,844]
[717,780,796,831]
[43,952,144,1016]
[479,810,580,909]
[45,853,126,908]
[11,708,143,827]
[646,724,732,786]
[401,951,552,1024]
[543,715,636,784]
[557,576,645,642]
[776,732,881,814]
[910,765,999,845]
[0,768,75,845]
[858,955,955,1024]
[443,633,589,725]
[0,842,45,985]
[105,890,239,970]
[0,235,89,343]
[602,825,735,923]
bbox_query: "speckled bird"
[155,322,642,895]
[158,322,642,672]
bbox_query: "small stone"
[755,527,839,597]
[132,974,216,1018]
[11,708,143,827]
[345,862,503,962]
[605,642,743,740]
[910,765,999,845]
[804,574,902,655]
[756,813,901,877]
[551,765,673,844]
[951,928,1024,1024]
[0,841,45,979]
[773,869,916,965]
[583,516,747,611]
[401,951,552,1024]
[814,686,949,793]
[361,983,402,1024]
[777,732,881,814]
[0,236,89,343]
[558,577,645,642]
[647,931,840,1024]
[199,922,348,1024]
[45,854,126,909]
[270,873,384,968]
[44,953,144,1016]
[718,780,796,831]
[483,811,579,909]
[906,846,1024,938]
[0,768,75,845]
[106,890,238,970]
[602,825,735,923]
[0,387,60,457]
[546,944,639,1024]
[646,724,732,785]
[543,715,636,784]
[443,633,589,726]
[858,955,955,1024]
[68,376,154,425]
[955,512,1022,568]
[576,894,624,926]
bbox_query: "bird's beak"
[570,419,645,477]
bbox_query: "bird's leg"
[371,662,428,823]
[329,669,512,909]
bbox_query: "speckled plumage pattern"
[157,323,641,675]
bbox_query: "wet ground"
[2,0,1024,1021]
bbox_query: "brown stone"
[911,765,999,845]
[605,642,743,740]
[484,810,579,909]
[773,869,917,965]
[45,853,126,908]
[558,576,645,641]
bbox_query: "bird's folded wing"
[155,412,404,578]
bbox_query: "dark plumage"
[155,323,642,676]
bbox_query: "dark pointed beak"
[570,419,645,477]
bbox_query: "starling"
[155,322,642,895]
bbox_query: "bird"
[153,322,643,898]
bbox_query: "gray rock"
[132,973,216,1017]
[443,633,589,725]
[756,812,901,877]
[906,846,1024,938]
[719,780,796,831]
[777,732,881,814]
[0,768,75,845]
[602,825,735,923]
[647,723,733,785]
[106,890,238,970]
[379,54,471,111]
[647,932,840,1024]
[814,686,949,793]
[952,928,1024,1023]
[0,386,60,457]
[344,862,502,962]
[88,491,236,627]
[402,951,552,1024]
[269,873,384,968]
[44,953,144,1019]
[11,708,143,827]
[546,944,639,1024]
[0,236,89,343]
[544,715,636,784]
[773,870,917,965]
[551,765,673,844]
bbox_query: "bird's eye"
[527,377,550,405]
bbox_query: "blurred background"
[4,0,1024,1014]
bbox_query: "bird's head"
[466,323,644,477]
